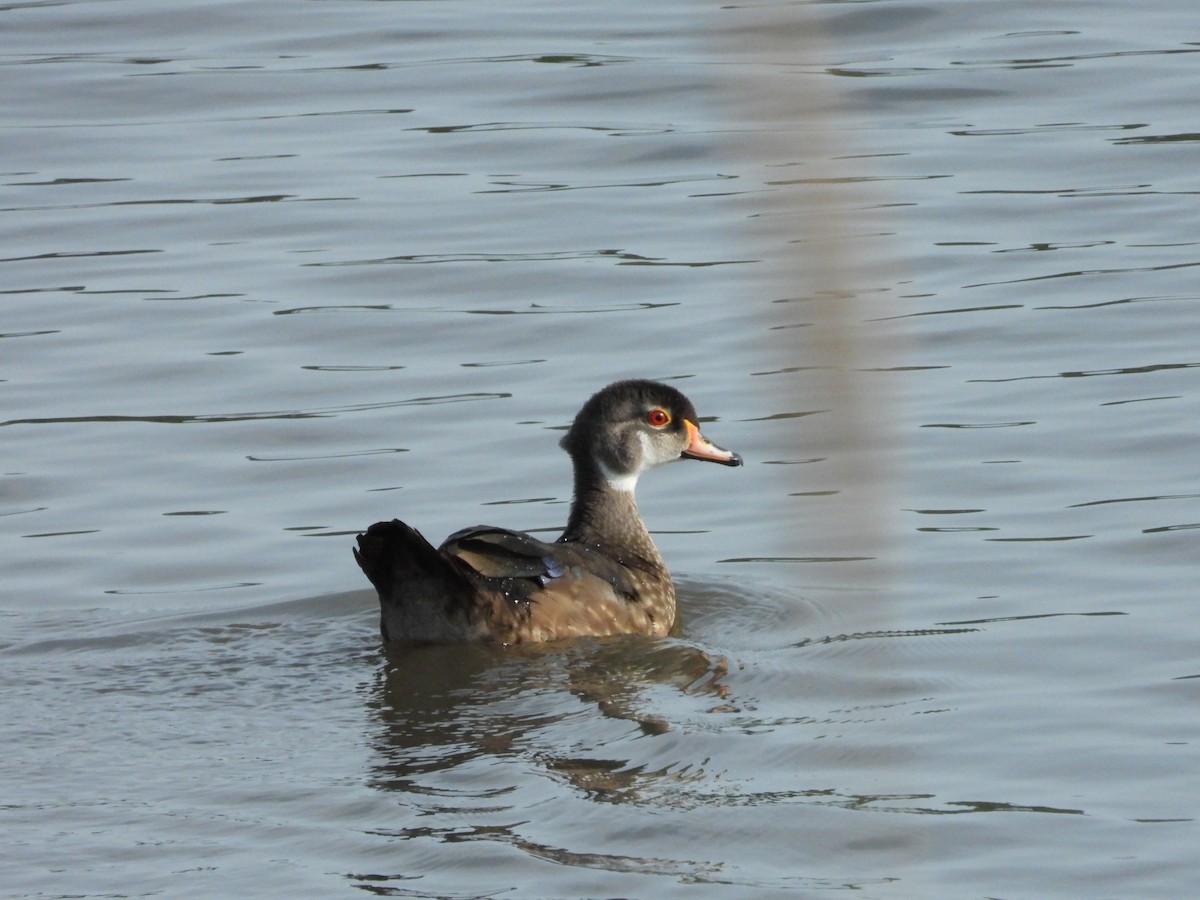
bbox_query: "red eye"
[646,408,671,428]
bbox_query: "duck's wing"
[441,526,674,641]
[440,526,639,600]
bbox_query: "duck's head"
[560,379,742,492]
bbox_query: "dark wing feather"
[440,526,640,599]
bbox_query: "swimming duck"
[354,379,742,644]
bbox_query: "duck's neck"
[560,458,665,573]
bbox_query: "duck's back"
[354,519,676,644]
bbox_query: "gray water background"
[3,0,1198,896]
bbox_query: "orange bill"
[682,419,743,467]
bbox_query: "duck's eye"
[646,408,671,428]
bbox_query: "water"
[3,0,1198,896]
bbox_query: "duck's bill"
[682,419,743,467]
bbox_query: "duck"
[354,379,742,645]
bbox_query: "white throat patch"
[599,460,639,493]
[598,431,653,493]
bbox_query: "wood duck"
[354,379,742,645]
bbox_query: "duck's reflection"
[363,630,739,801]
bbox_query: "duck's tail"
[353,519,440,597]
[353,519,476,642]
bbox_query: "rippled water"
[4,1,1198,896]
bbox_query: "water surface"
[3,0,1198,896]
